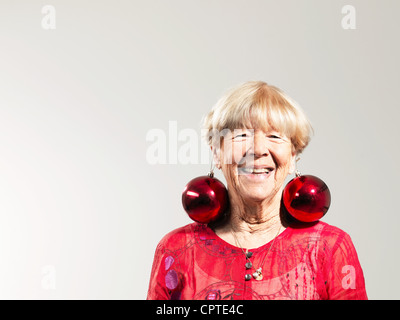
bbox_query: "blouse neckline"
[204,223,291,252]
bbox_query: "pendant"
[253,268,263,281]
[253,273,263,281]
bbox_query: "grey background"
[0,0,398,299]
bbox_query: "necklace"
[231,225,282,281]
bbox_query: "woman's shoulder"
[288,220,348,235]
[286,220,353,249]
[156,222,199,250]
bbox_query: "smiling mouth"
[237,167,274,175]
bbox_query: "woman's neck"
[213,195,285,249]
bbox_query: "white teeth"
[241,168,253,174]
[241,168,270,174]
[252,168,269,174]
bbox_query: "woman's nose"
[251,132,270,157]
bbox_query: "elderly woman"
[147,81,367,300]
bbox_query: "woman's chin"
[239,188,273,203]
[238,176,271,193]
[236,182,281,204]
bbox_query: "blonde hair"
[202,81,313,155]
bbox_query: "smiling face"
[204,81,312,208]
[215,128,296,205]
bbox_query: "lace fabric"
[147,221,367,300]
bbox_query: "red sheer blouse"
[147,221,367,300]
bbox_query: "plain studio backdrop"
[0,0,399,299]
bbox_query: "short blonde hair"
[202,81,313,155]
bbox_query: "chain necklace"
[231,225,282,281]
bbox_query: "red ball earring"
[181,169,229,224]
[283,170,331,223]
[182,164,331,224]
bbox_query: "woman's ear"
[211,146,221,169]
[288,154,298,175]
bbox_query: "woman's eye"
[233,133,248,139]
[269,135,281,139]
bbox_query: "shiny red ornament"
[182,174,228,224]
[283,174,331,223]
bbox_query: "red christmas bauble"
[283,174,331,223]
[182,175,228,224]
